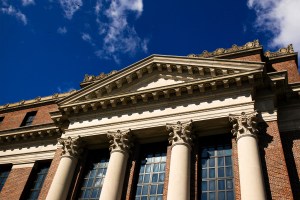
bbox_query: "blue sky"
[1,0,300,105]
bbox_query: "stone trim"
[265,44,296,59]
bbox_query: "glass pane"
[218,180,225,190]
[218,167,224,177]
[202,159,208,167]
[142,185,148,195]
[145,165,151,173]
[157,184,163,194]
[202,168,207,178]
[226,179,234,189]
[218,157,224,166]
[150,185,157,194]
[218,191,225,200]
[202,181,207,191]
[152,174,158,182]
[136,186,142,195]
[201,192,208,200]
[225,156,232,166]
[209,180,215,190]
[209,158,215,167]
[226,167,233,177]
[159,173,165,182]
[144,174,150,183]
[160,163,166,171]
[209,168,215,178]
[227,191,234,200]
[153,164,159,172]
[209,192,215,200]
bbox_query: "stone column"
[166,121,193,200]
[46,136,83,200]
[99,129,132,200]
[229,112,266,200]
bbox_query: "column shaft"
[167,144,190,200]
[237,136,266,200]
[99,151,128,200]
[46,156,78,200]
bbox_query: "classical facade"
[0,40,300,200]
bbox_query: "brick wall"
[163,145,171,200]
[38,148,62,200]
[272,58,300,83]
[281,131,300,199]
[0,166,33,199]
[0,104,59,131]
[231,138,241,200]
[259,121,293,199]
[231,53,262,62]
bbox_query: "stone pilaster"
[99,129,132,200]
[46,136,83,200]
[229,112,266,200]
[166,120,193,200]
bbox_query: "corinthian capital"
[58,136,83,158]
[107,129,132,153]
[229,111,258,139]
[166,120,193,146]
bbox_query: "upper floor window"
[134,144,167,200]
[0,116,4,124]
[200,144,234,200]
[21,111,37,127]
[77,150,109,200]
[0,164,12,191]
[24,162,50,200]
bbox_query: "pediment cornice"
[58,55,264,108]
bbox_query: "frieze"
[188,40,260,58]
[166,120,193,146]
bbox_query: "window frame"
[0,164,12,191]
[20,111,37,127]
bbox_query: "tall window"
[200,144,234,200]
[25,162,50,200]
[134,144,167,200]
[21,111,37,127]
[0,164,12,191]
[0,116,4,124]
[78,150,109,200]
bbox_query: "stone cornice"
[59,70,262,116]
[0,91,75,112]
[187,40,261,58]
[0,123,62,144]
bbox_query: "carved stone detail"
[107,129,132,153]
[188,40,260,58]
[58,136,83,158]
[264,44,294,58]
[229,112,258,139]
[166,120,193,146]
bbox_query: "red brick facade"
[38,148,62,200]
[0,104,59,131]
[259,121,293,199]
[271,58,300,83]
[0,166,33,199]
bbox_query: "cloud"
[1,5,27,25]
[22,0,35,6]
[57,26,67,34]
[59,0,82,19]
[81,32,96,46]
[247,0,300,51]
[94,0,148,62]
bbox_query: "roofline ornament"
[188,40,261,58]
[264,44,295,58]
[82,70,118,84]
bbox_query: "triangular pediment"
[58,55,264,113]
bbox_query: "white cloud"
[22,0,35,6]
[95,0,101,16]
[94,0,147,61]
[1,5,27,25]
[81,32,96,46]
[247,0,300,51]
[59,0,82,19]
[57,26,67,34]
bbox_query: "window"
[0,164,12,191]
[200,144,234,200]
[21,111,37,127]
[0,116,4,124]
[78,150,109,200]
[134,146,167,200]
[25,162,50,200]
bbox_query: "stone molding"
[265,44,295,58]
[166,120,193,147]
[58,136,83,158]
[107,129,133,153]
[229,111,258,140]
